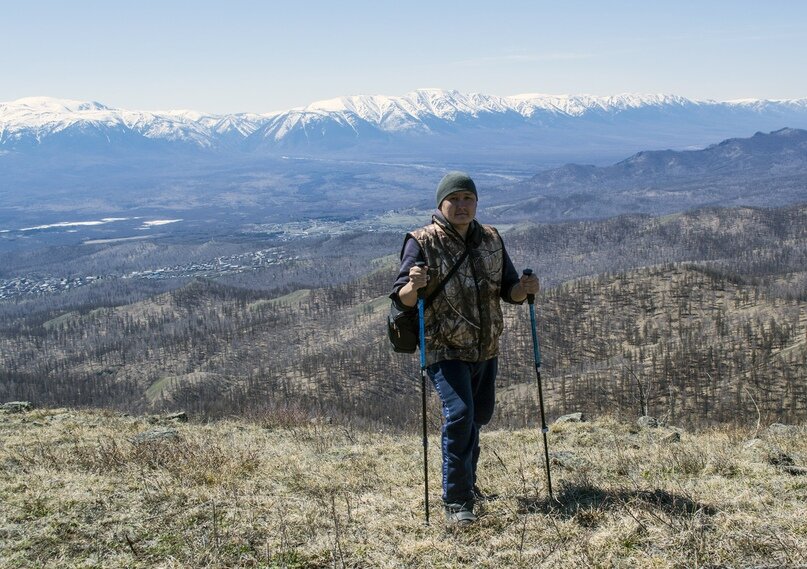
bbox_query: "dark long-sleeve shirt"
[390,233,523,309]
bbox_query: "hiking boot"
[444,502,476,525]
[472,485,497,502]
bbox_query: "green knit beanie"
[435,171,477,208]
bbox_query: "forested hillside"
[1,204,805,429]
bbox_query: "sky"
[2,0,807,114]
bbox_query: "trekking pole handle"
[522,268,535,305]
[415,261,427,299]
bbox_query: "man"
[390,171,539,525]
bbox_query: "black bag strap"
[422,248,470,309]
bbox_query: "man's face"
[439,190,477,228]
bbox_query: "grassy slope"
[1,408,805,568]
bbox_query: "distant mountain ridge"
[486,128,807,221]
[3,91,807,162]
[531,127,807,183]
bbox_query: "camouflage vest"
[410,216,505,365]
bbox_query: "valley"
[1,203,804,431]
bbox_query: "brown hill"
[2,259,804,430]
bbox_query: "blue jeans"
[428,358,497,505]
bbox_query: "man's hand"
[408,263,429,292]
[520,272,540,296]
[511,272,540,302]
[397,263,429,307]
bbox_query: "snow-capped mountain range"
[3,90,807,157]
[4,89,807,233]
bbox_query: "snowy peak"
[1,97,115,130]
[299,89,532,122]
[509,92,695,116]
[3,96,112,114]
[272,90,699,136]
[0,97,227,147]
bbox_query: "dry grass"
[1,409,806,568]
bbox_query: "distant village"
[0,248,297,300]
[0,275,104,299]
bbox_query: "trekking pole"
[416,261,430,525]
[523,269,554,501]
